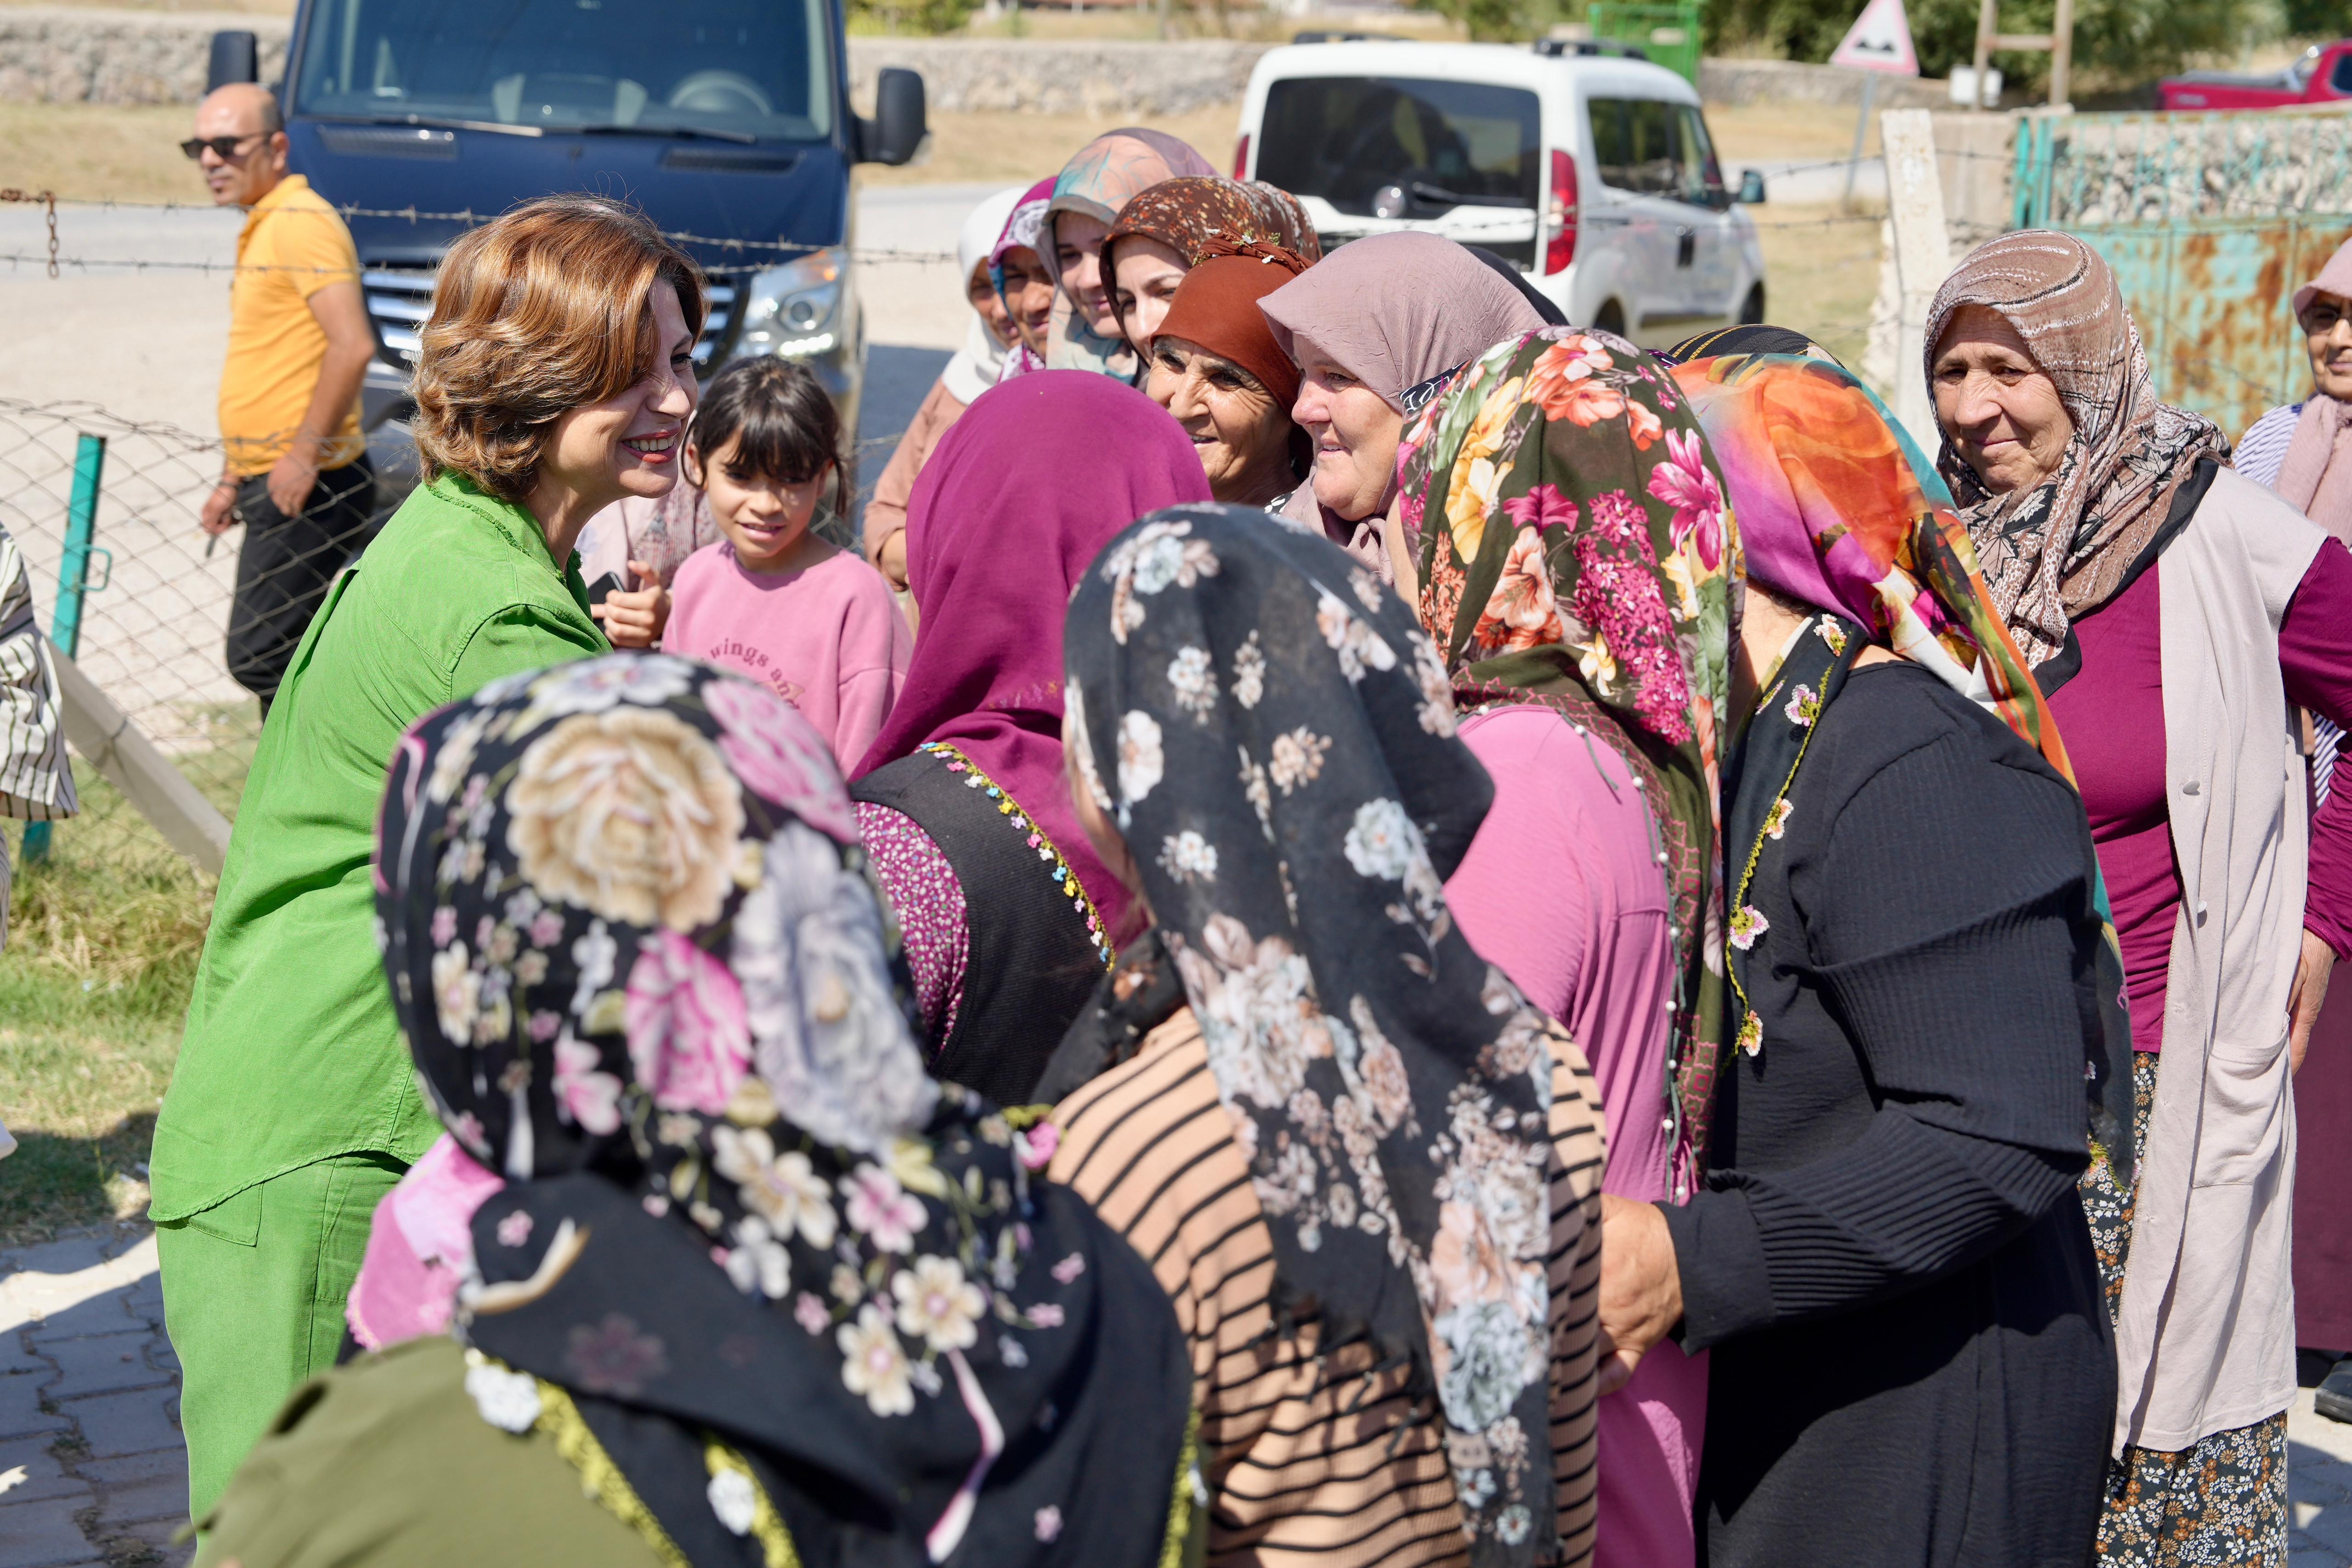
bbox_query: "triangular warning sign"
[1830,0,1920,75]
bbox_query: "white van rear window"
[1586,98,1724,205]
[1257,77,1541,220]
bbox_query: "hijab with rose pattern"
[376,653,1193,1568]
[1395,327,1733,1182]
[1064,504,1592,1568]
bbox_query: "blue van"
[207,0,925,441]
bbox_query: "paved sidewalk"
[0,1229,189,1568]
[4,1220,2352,1564]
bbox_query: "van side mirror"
[207,30,260,91]
[857,68,927,167]
[1736,169,1766,204]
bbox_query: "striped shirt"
[0,522,79,953]
[2235,401,2342,803]
[1048,1010,1606,1568]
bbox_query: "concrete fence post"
[1882,108,1956,455]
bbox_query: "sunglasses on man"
[180,133,269,161]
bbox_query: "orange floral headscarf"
[1668,350,2068,776]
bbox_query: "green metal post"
[22,433,104,865]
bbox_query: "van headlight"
[731,246,853,361]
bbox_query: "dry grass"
[0,103,213,205]
[863,102,1243,186]
[1750,199,1886,371]
[1704,98,1881,163]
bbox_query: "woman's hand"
[2290,926,2337,1074]
[1595,1192,1682,1396]
[591,559,669,649]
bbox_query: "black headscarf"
[376,652,1193,1568]
[1062,506,1577,1567]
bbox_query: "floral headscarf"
[1670,348,2136,1177]
[1063,505,1590,1567]
[375,653,1194,1568]
[1396,327,1733,1181]
[1098,175,1322,293]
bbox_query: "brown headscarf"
[1099,176,1322,282]
[1925,229,2229,666]
[1148,239,1312,407]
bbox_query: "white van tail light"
[1233,134,1251,180]
[1544,149,1578,275]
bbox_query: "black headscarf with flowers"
[375,653,1192,1568]
[1063,505,1590,1568]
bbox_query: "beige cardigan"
[2115,465,2324,1453]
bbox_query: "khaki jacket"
[2116,466,2323,1452]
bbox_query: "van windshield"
[1256,76,1541,219]
[292,0,834,141]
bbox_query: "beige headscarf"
[2273,237,2352,543]
[1925,229,2229,666]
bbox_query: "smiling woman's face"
[536,281,699,514]
[1931,304,2075,495]
[1290,335,1403,522]
[996,244,1056,356]
[1112,237,1190,350]
[1147,335,1293,507]
[2306,290,2352,403]
[1052,212,1119,337]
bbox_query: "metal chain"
[0,188,59,278]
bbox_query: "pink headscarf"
[2276,237,2352,542]
[989,177,1056,383]
[852,372,1212,942]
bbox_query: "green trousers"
[156,1151,407,1526]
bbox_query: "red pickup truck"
[2159,41,2352,110]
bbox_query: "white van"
[1234,39,1768,344]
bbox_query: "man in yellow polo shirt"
[190,83,377,716]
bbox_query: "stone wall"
[847,38,1270,115]
[0,8,288,107]
[0,12,1957,115]
[1697,57,1951,111]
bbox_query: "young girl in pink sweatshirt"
[662,358,912,764]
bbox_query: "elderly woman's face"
[997,244,1055,356]
[1052,212,1119,338]
[2305,291,2352,403]
[967,261,1017,350]
[1148,335,1292,507]
[1932,304,2076,495]
[1291,335,1403,522]
[536,282,698,515]
[1112,237,1189,349]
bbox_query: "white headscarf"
[941,186,1026,405]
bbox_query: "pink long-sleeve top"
[2047,546,2352,1052]
[1442,705,1707,1568]
[663,542,913,768]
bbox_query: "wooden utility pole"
[1972,0,2074,107]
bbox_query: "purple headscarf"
[853,372,1213,942]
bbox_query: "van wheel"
[1739,284,1765,325]
[1594,300,1626,335]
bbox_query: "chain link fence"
[0,401,411,962]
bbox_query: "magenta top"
[854,799,970,1049]
[1443,705,1707,1568]
[663,542,913,767]
[2046,546,2352,1052]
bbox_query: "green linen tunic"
[151,473,608,1223]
